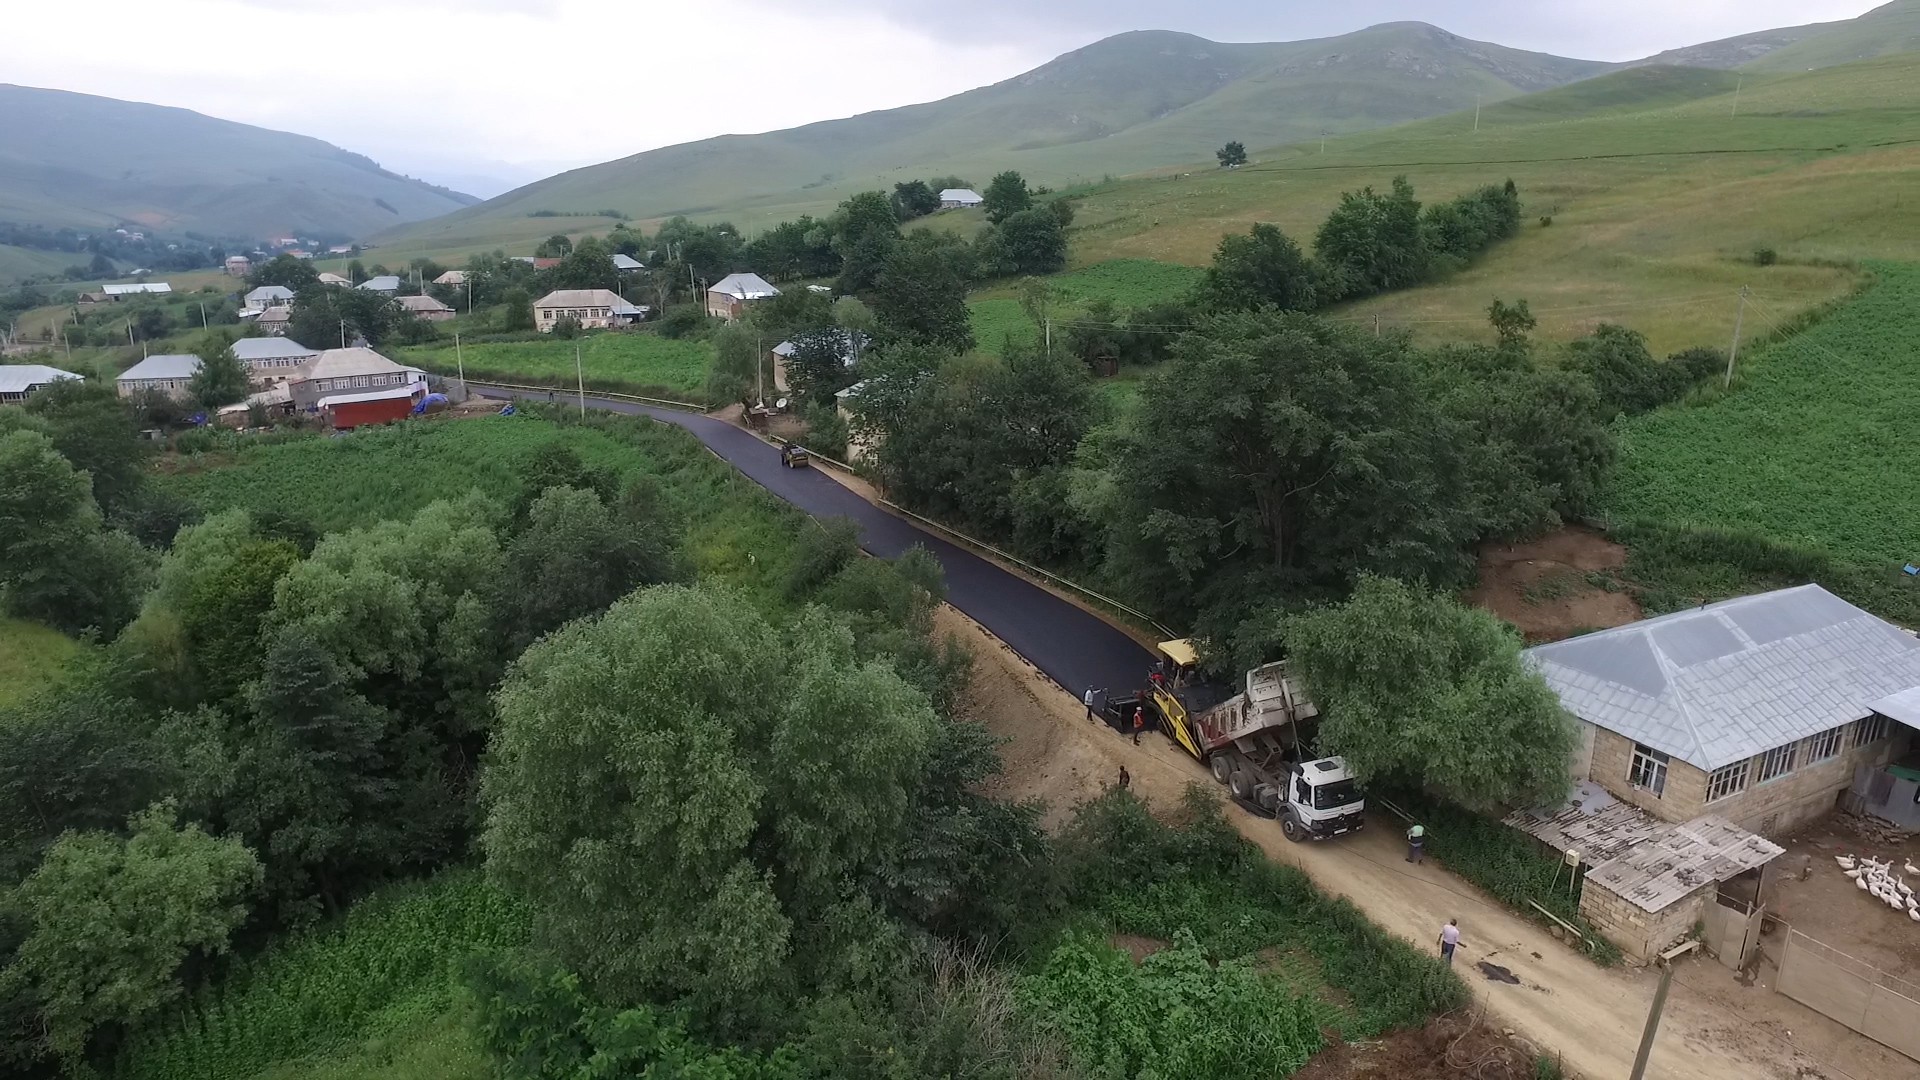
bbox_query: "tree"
[785,327,858,402]
[1286,576,1577,809]
[551,236,617,291]
[503,484,684,651]
[1486,298,1536,352]
[21,378,149,517]
[482,585,937,1016]
[189,333,250,410]
[1101,312,1491,635]
[870,232,974,352]
[981,171,1032,225]
[831,191,902,294]
[499,287,535,332]
[705,320,766,407]
[1,802,260,1063]
[535,234,574,258]
[249,253,321,292]
[986,207,1067,277]
[1196,224,1319,313]
[0,429,151,635]
[1314,175,1429,299]
[287,283,404,349]
[1216,141,1248,168]
[891,179,941,220]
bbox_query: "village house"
[398,294,456,322]
[318,272,352,287]
[243,285,295,313]
[512,257,562,270]
[256,307,293,335]
[232,337,319,384]
[327,245,355,256]
[1528,585,1920,837]
[611,253,645,272]
[432,270,468,287]
[939,188,984,209]
[77,292,111,306]
[225,255,253,277]
[116,354,202,400]
[287,347,424,411]
[532,289,646,332]
[0,364,81,403]
[705,273,779,320]
[104,283,171,298]
[770,329,867,393]
[358,275,402,295]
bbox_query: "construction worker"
[1406,822,1427,864]
[1437,918,1461,964]
[1084,686,1099,723]
[1131,708,1145,746]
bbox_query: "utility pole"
[1374,314,1382,337]
[575,341,586,416]
[454,331,466,396]
[1044,317,1052,359]
[198,302,207,328]
[340,319,348,349]
[1628,961,1675,1080]
[1474,94,1482,133]
[1724,286,1750,388]
[1731,75,1744,118]
[755,327,764,407]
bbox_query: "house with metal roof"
[705,273,779,320]
[1527,585,1920,837]
[232,337,319,383]
[532,289,646,332]
[318,272,352,287]
[358,275,402,295]
[0,364,81,402]
[611,253,645,272]
[116,354,203,400]
[103,282,172,297]
[244,285,295,313]
[939,188,984,209]
[770,329,868,393]
[398,294,456,322]
[288,348,424,410]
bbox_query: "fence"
[1776,928,1920,1061]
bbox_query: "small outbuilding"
[317,383,425,430]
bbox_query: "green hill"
[378,23,1610,259]
[1636,0,1920,71]
[0,84,477,240]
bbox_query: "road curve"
[477,389,1157,698]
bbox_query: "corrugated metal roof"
[318,382,423,407]
[1584,815,1783,913]
[298,348,419,382]
[232,338,316,362]
[119,354,202,381]
[358,276,401,291]
[709,273,779,300]
[103,283,172,295]
[939,188,983,203]
[1870,686,1920,728]
[1505,781,1665,867]
[533,289,642,314]
[398,294,452,312]
[0,365,81,394]
[245,285,294,301]
[1526,585,1920,769]
[611,254,644,270]
[318,273,352,286]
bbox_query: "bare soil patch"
[1291,1011,1551,1080]
[1466,526,1641,643]
[1109,933,1169,964]
[1772,818,1920,979]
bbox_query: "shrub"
[1753,247,1778,266]
[657,304,711,340]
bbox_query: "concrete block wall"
[1590,729,1705,822]
[1580,880,1709,962]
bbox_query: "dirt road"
[943,606,1914,1080]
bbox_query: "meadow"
[1605,263,1920,571]
[968,258,1204,356]
[392,331,713,399]
[1059,55,1920,353]
[0,617,80,708]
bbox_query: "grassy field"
[1605,263,1920,569]
[1058,55,1920,353]
[968,258,1204,355]
[391,331,713,399]
[0,618,80,709]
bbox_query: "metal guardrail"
[462,380,706,413]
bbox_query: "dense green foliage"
[396,333,714,399]
[1286,576,1577,809]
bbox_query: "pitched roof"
[318,272,352,286]
[359,275,402,291]
[245,285,295,302]
[773,329,867,364]
[0,365,81,394]
[709,273,779,300]
[317,383,423,408]
[533,289,643,314]
[432,270,467,285]
[939,188,983,203]
[1583,816,1783,913]
[297,348,421,382]
[398,294,453,312]
[118,354,202,381]
[1525,585,1920,770]
[103,282,171,295]
[611,253,645,271]
[231,337,317,362]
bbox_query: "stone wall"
[1589,728,1704,822]
[1579,879,1709,963]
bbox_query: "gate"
[1776,928,1920,1061]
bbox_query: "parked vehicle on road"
[1144,638,1365,841]
[780,443,811,469]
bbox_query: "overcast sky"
[5,0,1883,196]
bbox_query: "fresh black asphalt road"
[477,388,1157,699]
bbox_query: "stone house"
[531,289,646,332]
[1527,585,1920,838]
[398,294,456,322]
[116,354,202,400]
[0,364,81,403]
[705,273,779,320]
[232,337,319,385]
[287,348,424,410]
[244,285,295,313]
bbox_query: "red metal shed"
[318,384,423,430]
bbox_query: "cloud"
[2,0,1888,192]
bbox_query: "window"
[1629,744,1669,796]
[1757,743,1797,783]
[1804,726,1844,763]
[1706,760,1750,802]
[1856,714,1892,746]
[353,376,370,388]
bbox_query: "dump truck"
[1145,639,1365,842]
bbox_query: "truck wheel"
[1281,814,1304,843]
[1229,768,1256,802]
[1210,755,1232,785]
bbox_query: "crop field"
[392,331,713,399]
[0,617,79,708]
[1061,55,1920,353]
[114,871,522,1080]
[1605,264,1920,571]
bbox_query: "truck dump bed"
[1194,661,1317,753]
